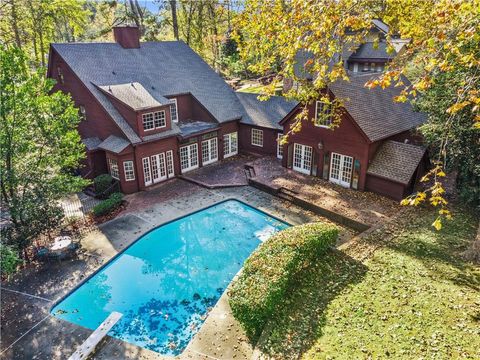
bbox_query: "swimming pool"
[51,200,288,355]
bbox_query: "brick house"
[47,25,427,201]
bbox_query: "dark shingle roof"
[236,92,299,130]
[177,121,219,138]
[367,141,426,184]
[348,42,394,61]
[97,82,170,110]
[82,137,102,151]
[98,135,130,154]
[52,41,244,143]
[329,74,426,142]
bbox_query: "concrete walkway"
[1,180,353,360]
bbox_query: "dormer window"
[142,110,166,131]
[170,98,178,123]
[315,101,333,127]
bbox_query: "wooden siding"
[238,124,281,156]
[365,174,406,201]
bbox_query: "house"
[47,25,426,201]
[279,74,427,200]
[47,26,297,194]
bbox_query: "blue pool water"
[51,200,288,355]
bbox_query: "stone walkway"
[248,156,400,227]
[1,180,353,360]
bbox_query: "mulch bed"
[89,200,128,225]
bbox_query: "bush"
[229,222,338,340]
[92,192,123,217]
[0,244,21,277]
[94,174,113,197]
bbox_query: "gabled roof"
[96,82,170,111]
[329,74,426,142]
[51,41,244,144]
[367,141,426,184]
[82,137,102,151]
[98,135,130,154]
[236,92,299,130]
[348,42,395,61]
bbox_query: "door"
[223,132,238,158]
[292,143,313,175]
[329,152,353,188]
[201,138,218,165]
[150,153,167,184]
[180,143,199,172]
[166,150,175,178]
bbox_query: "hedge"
[229,222,338,340]
[94,174,113,197]
[92,192,124,217]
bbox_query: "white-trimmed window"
[170,98,178,123]
[362,62,369,72]
[142,157,152,186]
[142,113,154,131]
[315,101,333,127]
[277,133,284,159]
[108,158,119,180]
[142,111,166,131]
[123,161,135,181]
[251,128,263,147]
[154,111,166,128]
[223,132,238,158]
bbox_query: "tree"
[0,46,88,256]
[235,0,480,228]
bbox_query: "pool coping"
[50,197,291,358]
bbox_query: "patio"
[1,179,353,360]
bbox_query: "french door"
[180,143,199,172]
[223,132,238,158]
[329,152,353,188]
[143,150,175,186]
[292,143,313,175]
[201,137,218,165]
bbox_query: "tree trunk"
[170,0,179,40]
[9,0,22,48]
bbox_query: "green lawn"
[258,207,480,359]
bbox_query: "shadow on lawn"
[256,249,368,359]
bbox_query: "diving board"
[68,311,123,360]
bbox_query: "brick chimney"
[113,25,140,49]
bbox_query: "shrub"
[92,192,124,217]
[0,244,21,277]
[94,174,113,197]
[229,222,338,340]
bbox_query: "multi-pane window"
[123,161,135,181]
[202,138,218,165]
[108,158,119,180]
[180,143,199,172]
[170,98,178,122]
[142,111,166,131]
[166,150,174,177]
[142,113,154,130]
[154,111,166,128]
[315,101,333,127]
[142,157,152,185]
[251,128,263,147]
[57,67,64,84]
[277,133,284,159]
[223,132,238,158]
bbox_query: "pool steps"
[68,312,123,360]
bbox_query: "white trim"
[202,137,218,166]
[276,133,283,159]
[142,157,152,186]
[170,98,178,123]
[292,143,313,175]
[123,161,135,181]
[107,158,119,180]
[142,110,166,131]
[314,101,332,128]
[166,150,175,177]
[329,152,353,188]
[180,143,199,173]
[251,128,263,147]
[223,132,238,158]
